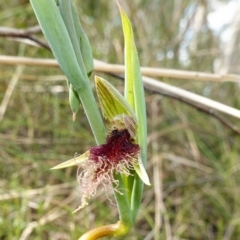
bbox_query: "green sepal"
[95,76,137,123]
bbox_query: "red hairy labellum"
[74,128,140,211]
[89,129,140,164]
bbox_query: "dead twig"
[0,26,50,49]
[0,55,240,83]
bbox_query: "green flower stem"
[122,171,135,202]
[131,175,144,222]
[113,173,133,228]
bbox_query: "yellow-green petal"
[51,151,89,169]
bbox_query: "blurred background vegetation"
[1,0,240,239]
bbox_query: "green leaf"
[118,2,149,222]
[29,0,86,91]
[71,3,94,77]
[118,3,147,162]
[58,0,88,78]
[30,0,106,145]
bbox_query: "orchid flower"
[52,77,150,212]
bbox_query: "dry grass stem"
[151,97,172,240]
[0,183,74,201]
[19,195,74,240]
[161,153,213,173]
[0,55,240,83]
[0,65,24,121]
[143,76,240,119]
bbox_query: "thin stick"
[94,60,240,83]
[0,55,240,83]
[0,26,50,49]
[143,76,240,119]
[0,25,42,36]
[0,55,57,67]
[112,75,240,135]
